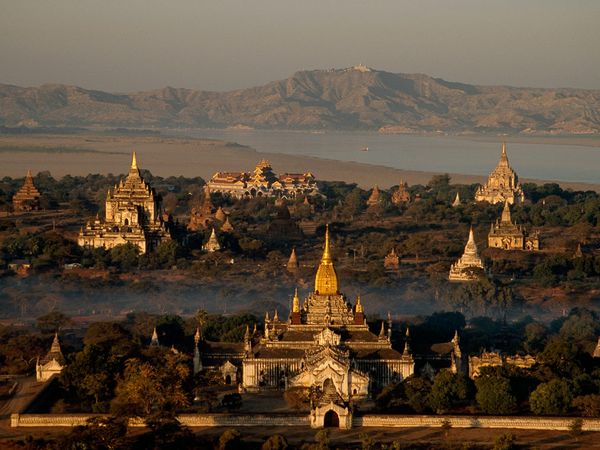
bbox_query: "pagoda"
[36,333,65,382]
[488,201,539,251]
[449,226,486,281]
[78,152,171,253]
[203,228,221,252]
[12,170,41,212]
[391,180,411,205]
[475,143,525,205]
[367,185,382,206]
[384,248,400,272]
[287,247,299,273]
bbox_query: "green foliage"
[403,376,433,413]
[529,379,573,415]
[475,375,517,415]
[428,370,472,414]
[572,394,600,417]
[262,434,289,450]
[54,416,127,450]
[36,310,72,333]
[111,352,190,418]
[493,432,517,450]
[218,429,243,450]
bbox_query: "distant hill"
[1,65,599,134]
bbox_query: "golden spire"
[314,224,339,295]
[292,288,300,313]
[355,294,363,313]
[131,151,138,170]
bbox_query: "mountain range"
[1,65,599,134]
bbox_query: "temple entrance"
[225,375,231,385]
[323,410,339,428]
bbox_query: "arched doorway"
[324,410,339,428]
[225,375,231,385]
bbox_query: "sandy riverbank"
[0,133,598,191]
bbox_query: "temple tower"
[475,143,525,205]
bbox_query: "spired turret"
[449,226,486,282]
[475,143,525,205]
[314,225,338,296]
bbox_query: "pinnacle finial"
[323,224,331,261]
[131,151,138,170]
[379,321,385,337]
[292,288,300,313]
[355,294,363,313]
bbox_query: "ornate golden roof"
[314,224,338,295]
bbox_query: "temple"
[391,180,410,205]
[207,160,319,199]
[202,228,221,252]
[197,226,414,401]
[449,227,486,282]
[475,143,525,205]
[78,153,172,253]
[12,170,41,212]
[36,333,65,382]
[488,201,539,251]
[366,186,382,207]
[384,248,400,272]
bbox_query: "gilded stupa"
[12,170,41,212]
[488,201,539,251]
[78,152,171,253]
[475,143,525,205]
[314,225,338,296]
[449,226,486,281]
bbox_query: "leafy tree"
[404,376,432,413]
[111,352,190,418]
[262,434,289,450]
[493,432,517,450]
[572,394,600,417]
[475,375,517,415]
[110,243,140,270]
[218,429,242,450]
[36,310,72,333]
[529,379,573,415]
[428,370,472,414]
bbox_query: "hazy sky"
[1,1,599,92]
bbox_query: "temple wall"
[354,415,600,431]
[11,413,600,431]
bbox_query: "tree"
[111,352,190,418]
[262,434,289,450]
[218,429,242,450]
[110,243,139,271]
[428,370,472,414]
[529,379,573,415]
[36,310,72,333]
[573,394,600,417]
[404,376,432,413]
[475,375,517,415]
[493,433,517,450]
